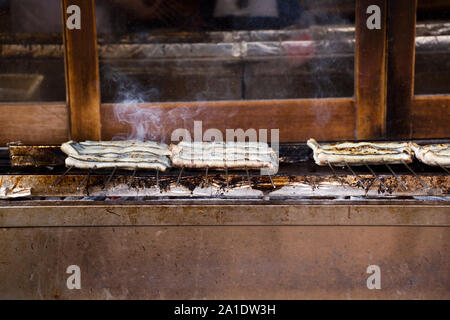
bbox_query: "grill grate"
[1,142,449,201]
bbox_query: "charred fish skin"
[62,141,171,156]
[81,140,170,150]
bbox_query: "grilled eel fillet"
[61,140,171,171]
[169,141,279,173]
[410,143,450,167]
[307,138,414,166]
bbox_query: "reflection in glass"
[0,0,68,102]
[96,0,356,103]
[415,0,450,95]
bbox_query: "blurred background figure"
[6,0,303,33]
[214,0,279,18]
[208,0,301,29]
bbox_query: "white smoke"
[105,67,165,141]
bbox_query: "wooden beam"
[0,103,69,146]
[355,0,387,140]
[412,96,450,139]
[386,0,417,139]
[0,99,355,146]
[3,95,446,146]
[101,99,356,143]
[417,0,450,12]
[62,0,101,141]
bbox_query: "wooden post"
[62,0,101,141]
[386,0,417,139]
[355,0,388,140]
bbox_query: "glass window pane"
[96,0,355,103]
[0,0,66,102]
[415,0,450,95]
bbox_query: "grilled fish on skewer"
[61,140,171,156]
[170,141,278,174]
[307,138,413,166]
[61,140,171,172]
[65,158,169,172]
[410,143,450,167]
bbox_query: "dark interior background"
[0,0,448,103]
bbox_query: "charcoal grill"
[0,1,449,299]
[1,140,449,201]
[1,141,449,299]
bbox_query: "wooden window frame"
[387,0,450,139]
[62,0,101,142]
[1,0,446,146]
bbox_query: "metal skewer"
[245,168,252,188]
[176,167,184,187]
[385,163,408,190]
[50,166,73,188]
[76,170,91,191]
[128,169,137,188]
[103,166,117,190]
[128,168,137,188]
[327,162,346,189]
[364,164,387,189]
[204,167,209,187]
[344,161,366,189]
[156,169,160,188]
[269,175,275,189]
[225,167,229,189]
[401,160,430,190]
